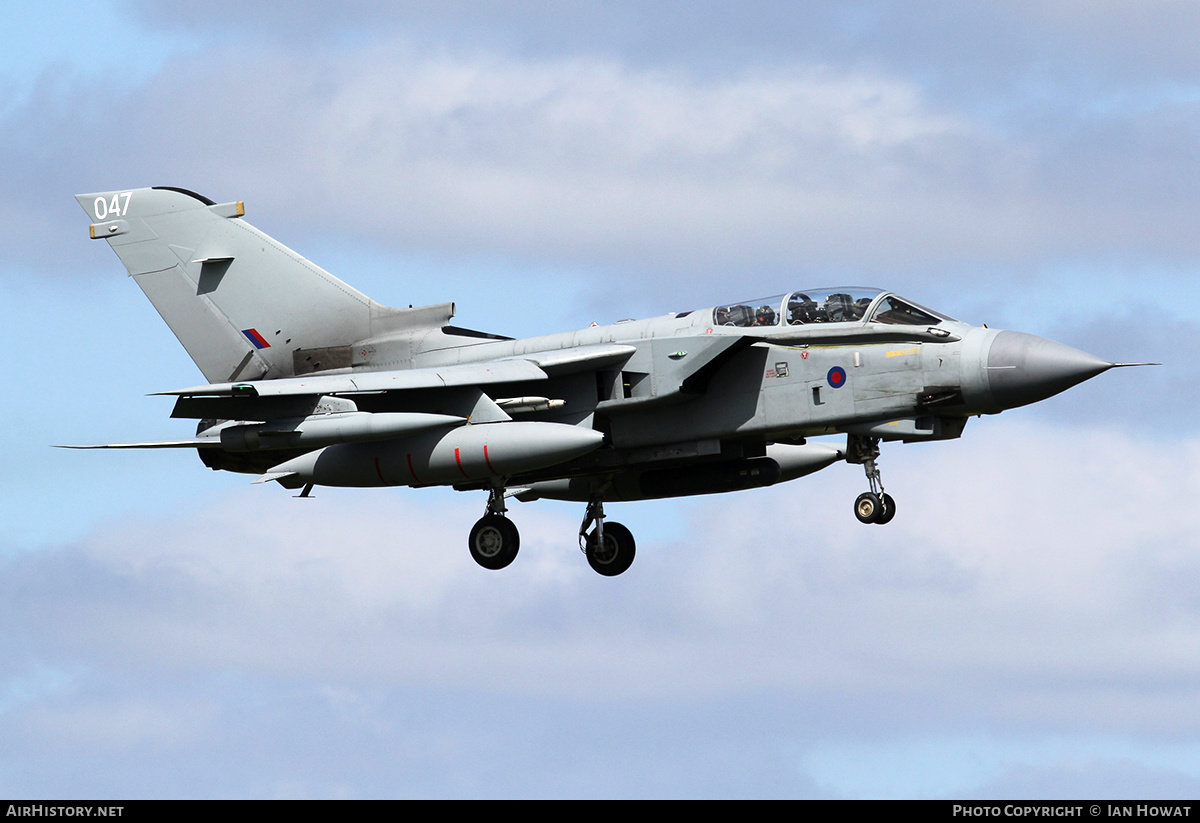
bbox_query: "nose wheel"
[579,498,636,576]
[848,435,896,525]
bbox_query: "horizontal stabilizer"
[56,439,221,449]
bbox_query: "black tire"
[585,521,636,576]
[854,492,882,524]
[468,515,519,570]
[875,493,896,525]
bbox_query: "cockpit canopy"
[711,288,951,328]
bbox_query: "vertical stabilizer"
[77,187,446,383]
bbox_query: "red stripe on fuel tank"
[406,453,420,484]
[484,444,496,475]
[454,447,470,479]
[374,457,386,484]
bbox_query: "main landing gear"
[847,435,896,525]
[467,488,636,576]
[468,487,520,570]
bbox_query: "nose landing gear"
[848,435,896,525]
[579,498,636,576]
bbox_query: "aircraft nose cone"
[987,331,1113,410]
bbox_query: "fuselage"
[357,287,1109,450]
[235,287,1111,503]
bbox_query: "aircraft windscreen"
[867,296,953,326]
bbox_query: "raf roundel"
[827,366,847,389]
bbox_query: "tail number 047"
[94,192,132,220]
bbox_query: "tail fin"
[76,187,451,383]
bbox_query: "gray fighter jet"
[72,187,1145,576]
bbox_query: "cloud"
[11,421,1200,707]
[124,2,1200,84]
[11,22,1200,298]
[2,420,1198,795]
[7,44,995,276]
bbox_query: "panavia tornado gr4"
[71,187,1147,576]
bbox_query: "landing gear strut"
[467,487,639,575]
[468,486,520,570]
[847,435,896,525]
[579,498,635,576]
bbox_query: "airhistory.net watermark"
[5,807,123,817]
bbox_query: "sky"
[1,0,1198,799]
